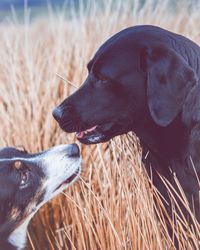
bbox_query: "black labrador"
[53,25,200,221]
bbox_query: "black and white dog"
[0,144,81,250]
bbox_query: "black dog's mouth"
[75,125,105,144]
[76,125,98,139]
[74,122,121,144]
[59,118,131,144]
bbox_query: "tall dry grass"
[0,0,199,249]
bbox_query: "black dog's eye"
[20,170,30,189]
[100,76,108,82]
[98,74,109,82]
[95,74,113,89]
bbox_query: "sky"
[0,0,68,9]
[0,0,78,20]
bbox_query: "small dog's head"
[0,144,81,249]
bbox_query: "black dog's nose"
[67,143,80,157]
[52,107,63,122]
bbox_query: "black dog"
[0,144,81,250]
[53,25,200,220]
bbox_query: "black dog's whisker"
[62,121,75,130]
[74,123,83,132]
[56,73,78,89]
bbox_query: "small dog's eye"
[20,170,30,188]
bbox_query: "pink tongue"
[76,126,97,139]
[77,131,85,139]
[87,126,97,132]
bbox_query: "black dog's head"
[0,144,81,250]
[53,26,197,144]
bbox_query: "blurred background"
[0,0,200,27]
[0,0,69,20]
[0,0,200,20]
[0,0,72,10]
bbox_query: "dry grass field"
[0,0,199,249]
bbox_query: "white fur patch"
[8,216,31,250]
[41,144,81,201]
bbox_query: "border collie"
[0,143,81,250]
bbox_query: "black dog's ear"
[143,44,197,127]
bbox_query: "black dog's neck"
[133,112,189,174]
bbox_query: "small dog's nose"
[52,107,63,122]
[67,143,80,157]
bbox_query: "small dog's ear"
[143,44,197,126]
[16,145,28,154]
